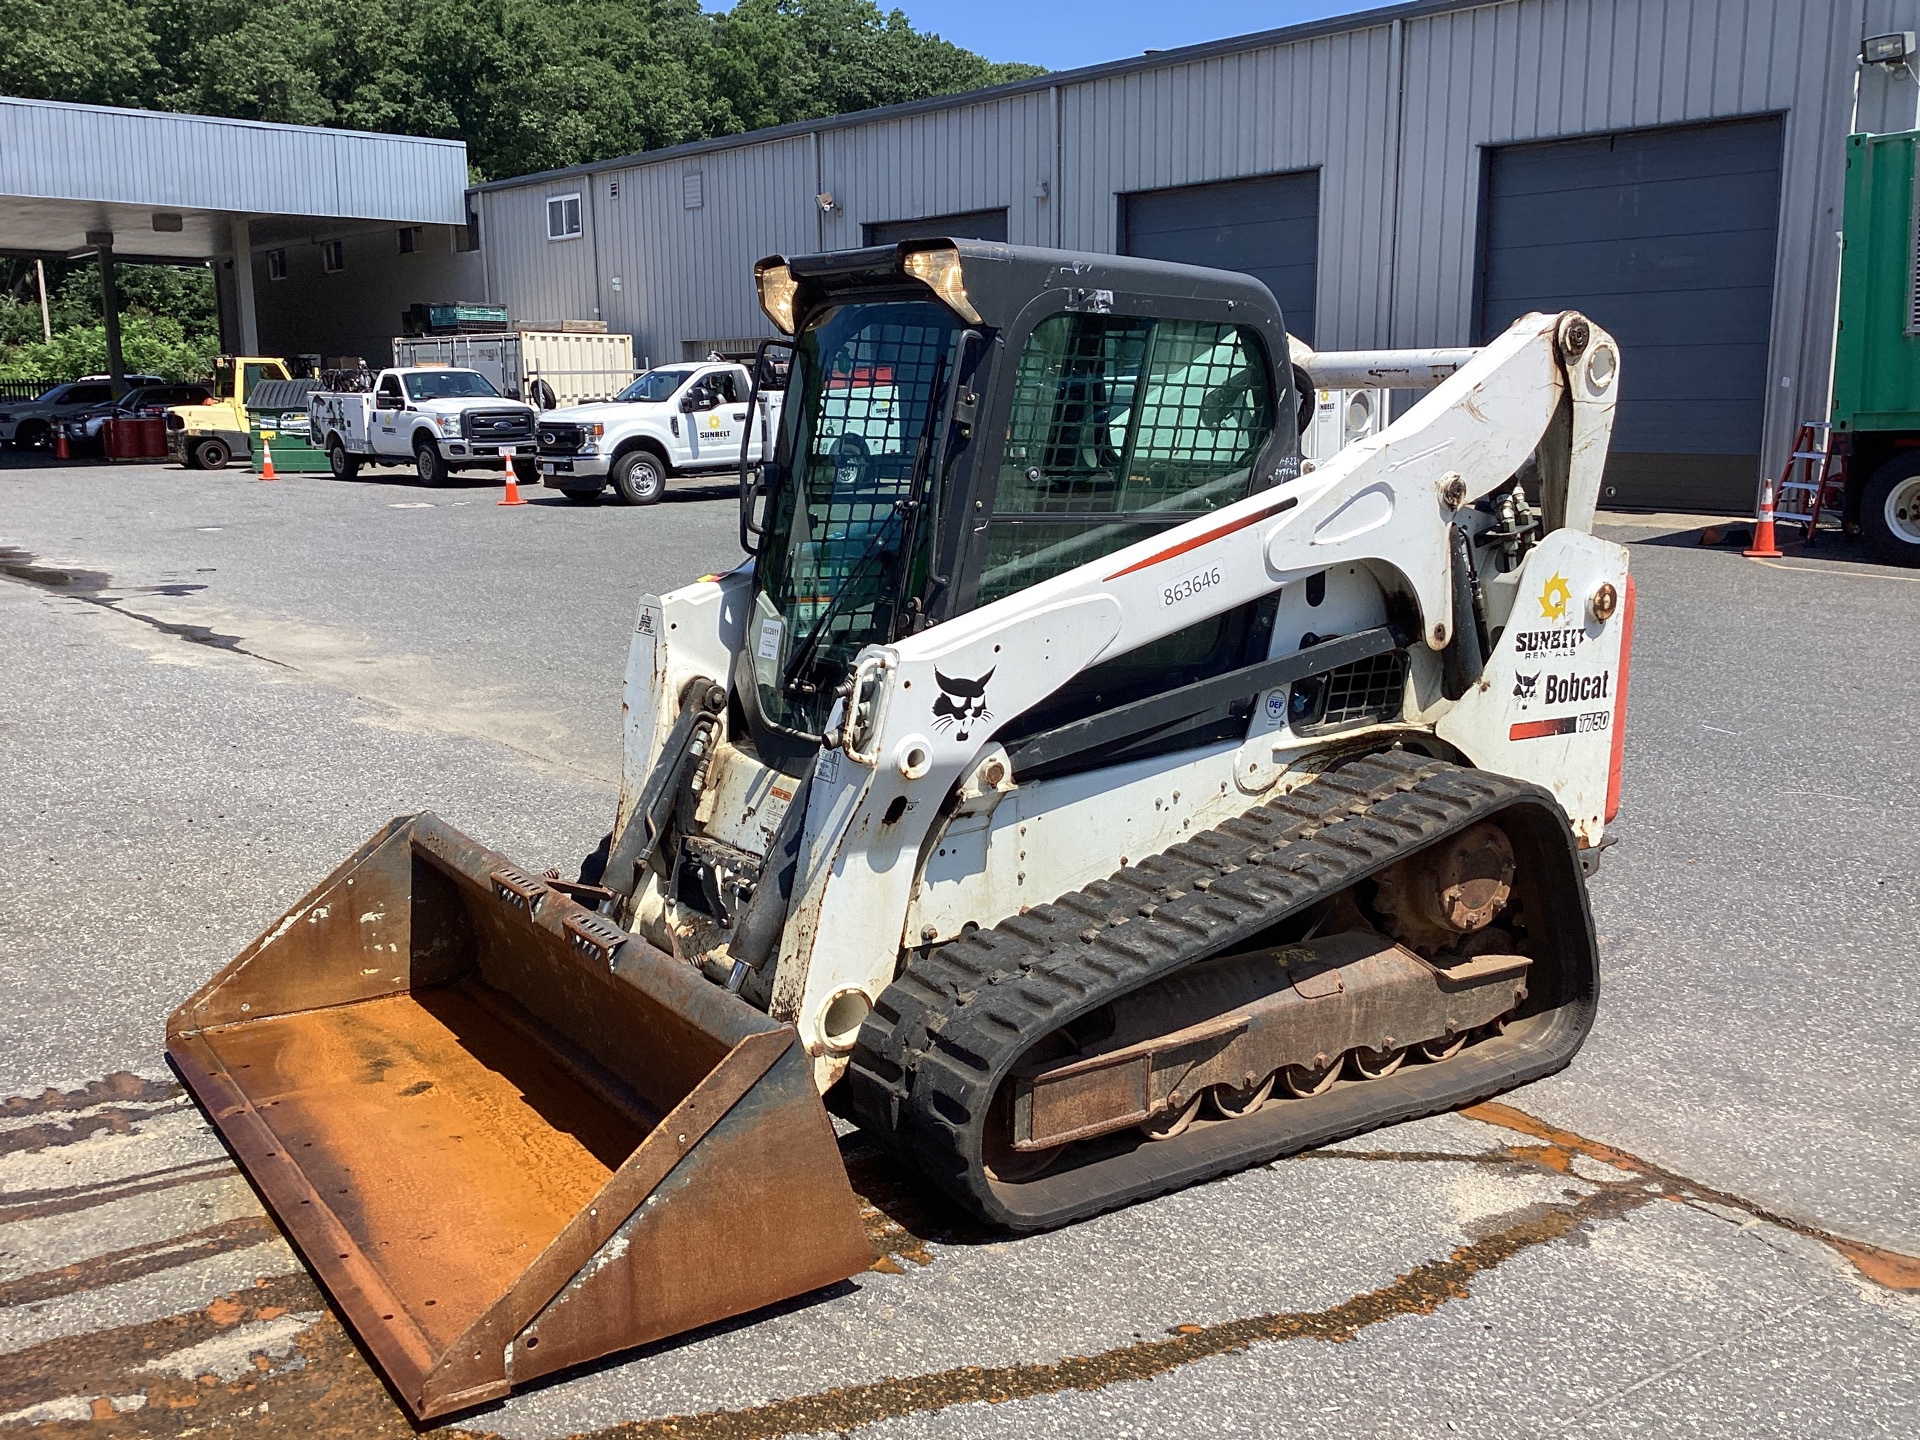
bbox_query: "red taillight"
[1604,573,1636,824]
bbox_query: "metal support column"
[86,230,125,393]
[230,216,260,355]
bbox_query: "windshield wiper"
[778,505,906,698]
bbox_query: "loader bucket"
[166,814,870,1420]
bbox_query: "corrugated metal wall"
[0,98,468,224]
[251,226,483,368]
[474,0,1920,504]
[822,92,1054,245]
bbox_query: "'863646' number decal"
[1164,565,1223,607]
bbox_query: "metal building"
[469,0,1920,512]
[0,97,477,369]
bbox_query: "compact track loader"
[170,240,1633,1417]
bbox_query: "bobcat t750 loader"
[169,241,1632,1418]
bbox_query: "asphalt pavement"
[1,457,1915,1439]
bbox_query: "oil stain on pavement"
[3,1071,1914,1439]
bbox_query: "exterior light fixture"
[1862,32,1915,67]
[754,258,800,334]
[900,243,982,324]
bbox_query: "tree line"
[2,0,1043,184]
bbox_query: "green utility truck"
[1833,129,1920,564]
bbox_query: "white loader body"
[619,311,1630,1084]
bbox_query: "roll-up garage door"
[1479,117,1783,512]
[1121,171,1320,343]
[864,209,1009,246]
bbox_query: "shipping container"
[391,330,636,409]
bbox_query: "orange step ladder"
[1773,421,1848,543]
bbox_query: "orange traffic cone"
[258,439,277,481]
[1743,475,1782,558]
[54,427,69,460]
[498,451,527,507]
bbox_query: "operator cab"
[736,239,1306,774]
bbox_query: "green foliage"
[47,263,219,341]
[0,262,220,382]
[0,313,220,382]
[0,0,1044,182]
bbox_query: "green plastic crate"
[426,302,510,332]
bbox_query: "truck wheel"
[612,450,666,505]
[1863,455,1920,567]
[559,486,602,503]
[512,457,538,484]
[192,437,230,470]
[328,439,361,480]
[414,439,448,487]
[14,420,51,452]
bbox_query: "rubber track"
[842,751,1576,1229]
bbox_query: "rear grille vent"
[1289,648,1409,736]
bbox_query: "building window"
[321,240,345,273]
[397,226,421,254]
[266,249,287,281]
[547,194,582,240]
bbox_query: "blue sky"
[708,2,1368,73]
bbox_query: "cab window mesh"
[979,314,1273,605]
[753,302,958,735]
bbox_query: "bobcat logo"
[932,667,994,742]
[1513,671,1539,703]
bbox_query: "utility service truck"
[535,357,783,503]
[171,240,1633,1421]
[309,366,539,485]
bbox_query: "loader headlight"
[755,259,800,335]
[900,243,982,324]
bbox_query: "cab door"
[372,374,407,455]
[683,369,745,466]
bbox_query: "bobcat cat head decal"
[931,667,994,743]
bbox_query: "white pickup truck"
[533,360,783,504]
[309,367,539,485]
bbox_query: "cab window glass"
[979,315,1272,605]
[708,371,740,404]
